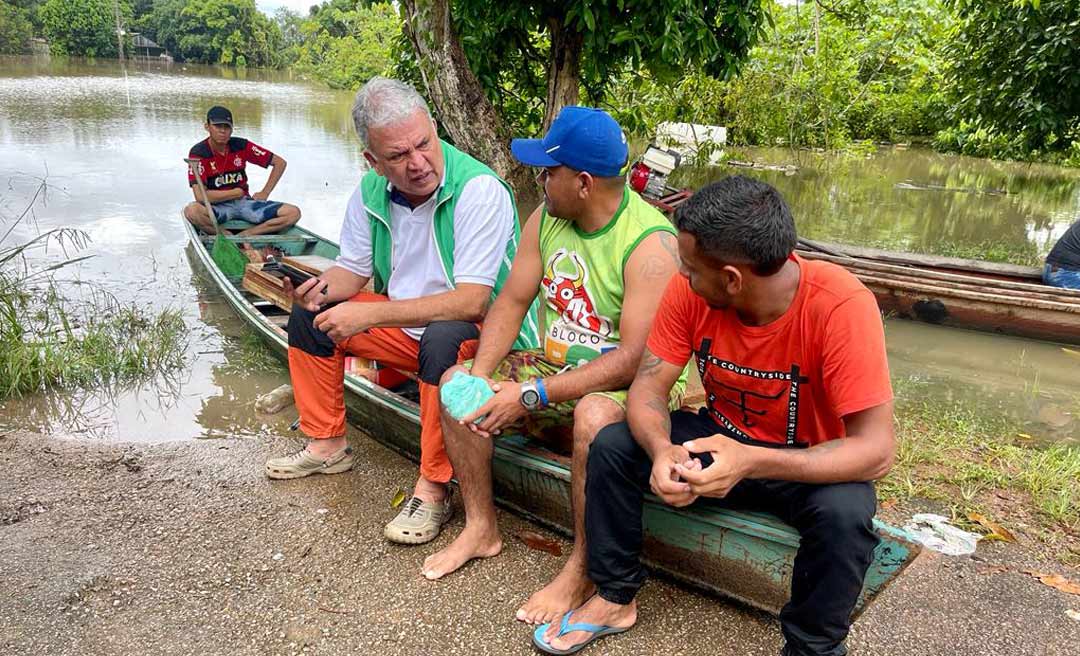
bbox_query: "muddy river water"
[0,56,1076,443]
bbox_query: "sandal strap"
[557,612,611,637]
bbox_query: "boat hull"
[184,219,920,617]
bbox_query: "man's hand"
[460,380,527,438]
[313,303,371,343]
[650,445,700,507]
[676,435,752,499]
[283,277,329,312]
[252,190,270,201]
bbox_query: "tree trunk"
[542,18,583,132]
[400,0,536,203]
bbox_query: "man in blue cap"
[422,106,687,625]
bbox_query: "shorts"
[471,349,686,440]
[211,198,284,224]
[1044,263,1080,290]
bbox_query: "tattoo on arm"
[641,255,670,278]
[645,396,672,434]
[637,348,664,378]
[657,232,679,263]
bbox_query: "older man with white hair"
[267,77,540,545]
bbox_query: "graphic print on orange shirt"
[694,337,811,447]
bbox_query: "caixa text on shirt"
[211,171,245,189]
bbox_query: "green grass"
[0,281,188,399]
[1,178,189,400]
[883,396,1080,532]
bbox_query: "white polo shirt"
[336,175,515,339]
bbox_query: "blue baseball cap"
[511,106,628,177]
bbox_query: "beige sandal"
[384,490,453,544]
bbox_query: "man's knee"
[572,396,626,448]
[418,321,478,385]
[279,204,301,224]
[184,202,206,223]
[439,364,470,387]
[286,304,335,356]
[587,421,638,477]
[803,482,877,537]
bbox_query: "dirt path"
[1,429,1077,655]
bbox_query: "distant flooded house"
[131,35,171,60]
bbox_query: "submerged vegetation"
[0,177,187,400]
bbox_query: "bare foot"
[542,594,636,652]
[421,525,502,580]
[516,557,594,625]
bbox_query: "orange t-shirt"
[647,254,892,447]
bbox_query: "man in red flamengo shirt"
[183,106,300,236]
[533,176,895,656]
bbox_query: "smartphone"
[262,259,327,295]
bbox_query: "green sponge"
[440,371,494,423]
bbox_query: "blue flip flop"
[531,611,630,655]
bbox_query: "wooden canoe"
[183,216,920,617]
[649,190,1080,345]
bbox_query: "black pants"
[585,408,879,656]
[287,304,479,386]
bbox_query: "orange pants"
[287,291,478,483]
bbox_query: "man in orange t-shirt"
[533,176,895,656]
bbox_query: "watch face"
[521,389,540,407]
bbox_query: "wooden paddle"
[184,157,218,231]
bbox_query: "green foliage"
[449,0,771,136]
[0,2,35,55]
[722,0,948,148]
[940,0,1080,159]
[136,0,283,66]
[291,1,398,89]
[273,6,306,65]
[40,0,127,58]
[175,0,282,66]
[1,179,188,400]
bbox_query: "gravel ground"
[1,428,1077,656]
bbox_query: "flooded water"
[673,146,1080,266]
[0,56,1076,443]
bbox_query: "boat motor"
[628,144,682,200]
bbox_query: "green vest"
[359,140,540,349]
[538,188,676,365]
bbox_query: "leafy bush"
[0,2,34,55]
[291,2,398,90]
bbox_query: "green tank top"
[538,188,676,366]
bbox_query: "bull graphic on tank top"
[541,248,616,365]
[695,337,812,447]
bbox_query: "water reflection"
[673,146,1080,265]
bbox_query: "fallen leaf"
[516,530,562,557]
[967,512,1017,542]
[1016,433,1033,440]
[880,499,897,511]
[390,489,407,509]
[1067,609,1080,621]
[1024,570,1080,595]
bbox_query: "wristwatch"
[520,380,543,411]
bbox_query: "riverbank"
[2,428,1078,655]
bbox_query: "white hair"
[351,76,432,148]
